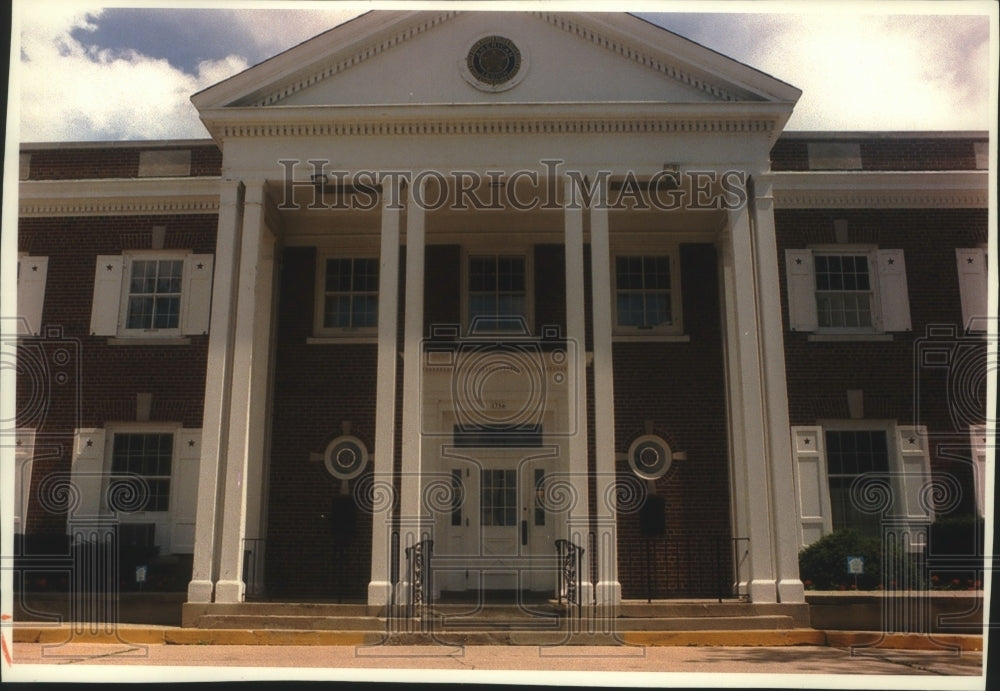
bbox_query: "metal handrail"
[555,538,584,617]
[405,539,433,617]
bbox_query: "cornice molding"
[19,178,220,217]
[251,12,459,107]
[766,171,989,209]
[537,13,740,102]
[199,102,789,140]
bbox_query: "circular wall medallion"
[324,435,368,480]
[462,35,527,92]
[627,434,673,481]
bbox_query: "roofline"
[20,139,217,151]
[778,130,989,140]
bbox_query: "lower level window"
[825,429,889,534]
[110,433,173,511]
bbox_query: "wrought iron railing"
[555,539,584,617]
[405,539,433,617]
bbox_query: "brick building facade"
[8,11,990,611]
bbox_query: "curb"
[9,625,983,650]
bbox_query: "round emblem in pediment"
[462,35,527,92]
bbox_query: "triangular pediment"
[193,11,800,112]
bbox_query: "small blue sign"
[846,556,864,575]
[135,565,148,583]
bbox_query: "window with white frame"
[90,252,213,339]
[612,252,682,336]
[316,256,379,335]
[124,259,184,331]
[467,254,528,333]
[615,255,672,329]
[70,426,202,554]
[785,247,910,334]
[791,422,931,551]
[814,254,873,329]
[110,432,174,512]
[824,429,890,534]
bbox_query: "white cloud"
[17,5,250,141]
[739,13,992,131]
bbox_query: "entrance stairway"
[181,600,814,646]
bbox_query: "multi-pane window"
[814,254,873,329]
[126,259,183,330]
[481,469,517,527]
[615,256,672,328]
[110,433,173,512]
[322,257,378,329]
[468,255,527,331]
[825,430,890,534]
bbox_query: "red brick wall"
[770,137,984,171]
[614,243,731,598]
[776,208,988,516]
[265,246,379,599]
[16,214,216,536]
[22,144,222,180]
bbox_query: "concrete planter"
[806,591,983,634]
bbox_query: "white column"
[369,178,402,609]
[589,179,620,607]
[397,177,427,603]
[187,181,244,603]
[723,202,777,603]
[750,177,805,604]
[719,238,752,598]
[564,177,593,603]
[215,182,274,603]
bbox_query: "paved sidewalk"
[4,640,985,684]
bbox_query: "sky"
[6,0,999,142]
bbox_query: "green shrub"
[798,529,923,590]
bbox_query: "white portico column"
[749,176,805,603]
[369,178,402,609]
[397,177,427,604]
[721,196,778,603]
[564,177,593,603]
[215,181,276,603]
[589,179,621,607]
[188,180,245,603]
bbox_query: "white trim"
[16,255,48,336]
[19,178,220,217]
[766,171,988,209]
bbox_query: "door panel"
[435,447,560,595]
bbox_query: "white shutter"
[956,248,988,331]
[969,424,988,518]
[170,429,202,553]
[181,254,213,335]
[17,256,48,336]
[791,426,831,548]
[876,249,911,332]
[14,429,36,534]
[71,428,107,521]
[896,425,931,551]
[89,255,124,336]
[785,249,818,331]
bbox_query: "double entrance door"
[433,446,561,597]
